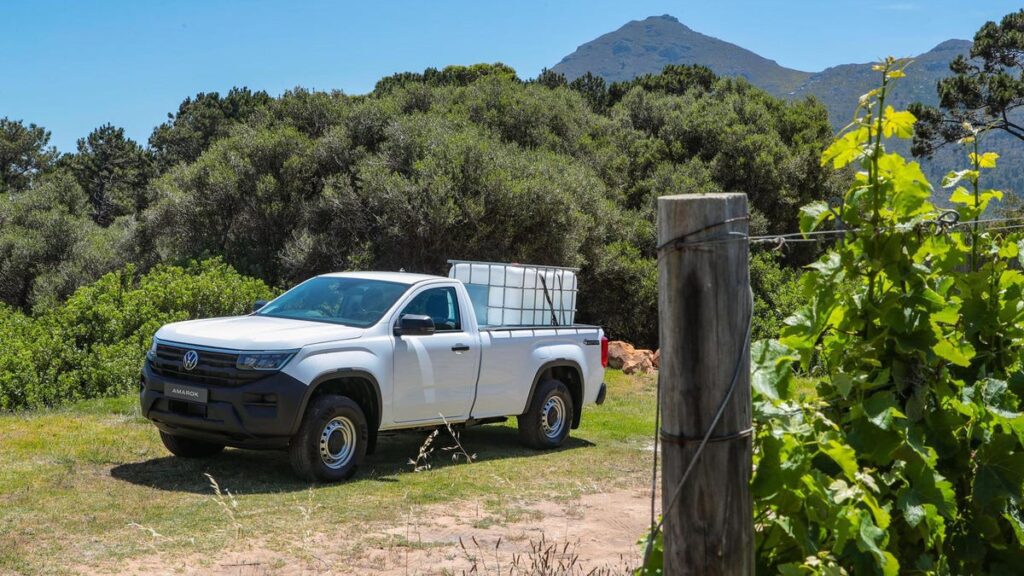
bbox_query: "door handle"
[451,344,470,352]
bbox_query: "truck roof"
[317,270,446,285]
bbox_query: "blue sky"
[1,0,1018,151]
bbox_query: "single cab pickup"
[140,270,609,481]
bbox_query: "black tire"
[517,378,574,449]
[159,431,225,458]
[289,395,368,482]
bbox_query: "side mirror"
[395,314,435,337]
[252,300,269,313]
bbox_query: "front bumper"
[140,362,307,449]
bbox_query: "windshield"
[256,277,408,328]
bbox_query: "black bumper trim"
[141,362,307,449]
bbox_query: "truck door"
[392,285,480,423]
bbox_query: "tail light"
[600,336,609,368]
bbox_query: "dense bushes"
[0,259,273,410]
[1,64,841,349]
[578,241,658,346]
[0,170,132,310]
[749,251,803,342]
[146,116,614,285]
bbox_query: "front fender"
[281,343,391,431]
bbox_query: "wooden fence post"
[657,193,753,575]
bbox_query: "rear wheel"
[289,395,368,482]
[518,378,574,449]
[159,431,225,458]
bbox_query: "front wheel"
[289,395,368,482]
[518,379,574,449]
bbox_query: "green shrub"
[578,241,657,346]
[0,305,46,410]
[0,169,132,310]
[750,251,803,342]
[0,259,274,410]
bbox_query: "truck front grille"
[149,343,266,387]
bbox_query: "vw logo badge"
[182,350,199,371]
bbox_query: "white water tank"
[449,261,577,327]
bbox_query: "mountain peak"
[609,14,692,34]
[633,14,691,31]
[929,38,972,52]
[552,15,809,93]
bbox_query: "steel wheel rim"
[319,416,356,470]
[540,395,567,440]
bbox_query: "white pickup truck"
[140,267,608,481]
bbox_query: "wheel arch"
[292,370,383,446]
[523,360,585,429]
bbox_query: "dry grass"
[453,533,634,575]
[0,370,655,575]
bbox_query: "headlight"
[236,351,296,371]
[146,337,158,361]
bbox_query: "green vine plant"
[749,57,1024,574]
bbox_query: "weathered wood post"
[657,193,753,575]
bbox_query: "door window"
[400,287,461,332]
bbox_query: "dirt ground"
[80,487,653,575]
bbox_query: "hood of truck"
[155,315,365,350]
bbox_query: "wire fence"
[747,213,1024,250]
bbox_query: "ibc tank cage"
[447,260,578,327]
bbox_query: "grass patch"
[0,369,655,574]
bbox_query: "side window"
[400,287,462,332]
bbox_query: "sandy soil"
[81,487,653,575]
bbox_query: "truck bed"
[470,325,604,419]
